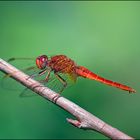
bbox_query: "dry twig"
[0,58,134,139]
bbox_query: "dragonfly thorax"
[36,55,48,69]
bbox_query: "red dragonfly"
[7,54,136,94]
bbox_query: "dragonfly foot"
[26,74,35,80]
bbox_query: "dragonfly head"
[36,55,48,69]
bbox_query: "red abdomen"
[76,66,136,93]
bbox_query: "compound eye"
[41,56,47,62]
[36,55,48,69]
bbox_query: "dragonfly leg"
[20,69,51,97]
[33,68,52,83]
[54,73,67,93]
[25,69,52,93]
[45,69,51,82]
[31,68,52,85]
[26,68,48,80]
[50,73,67,103]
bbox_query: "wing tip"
[7,58,15,62]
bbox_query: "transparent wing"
[0,57,39,96]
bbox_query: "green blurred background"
[0,1,139,139]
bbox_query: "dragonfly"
[5,54,136,94]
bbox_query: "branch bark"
[0,58,134,139]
